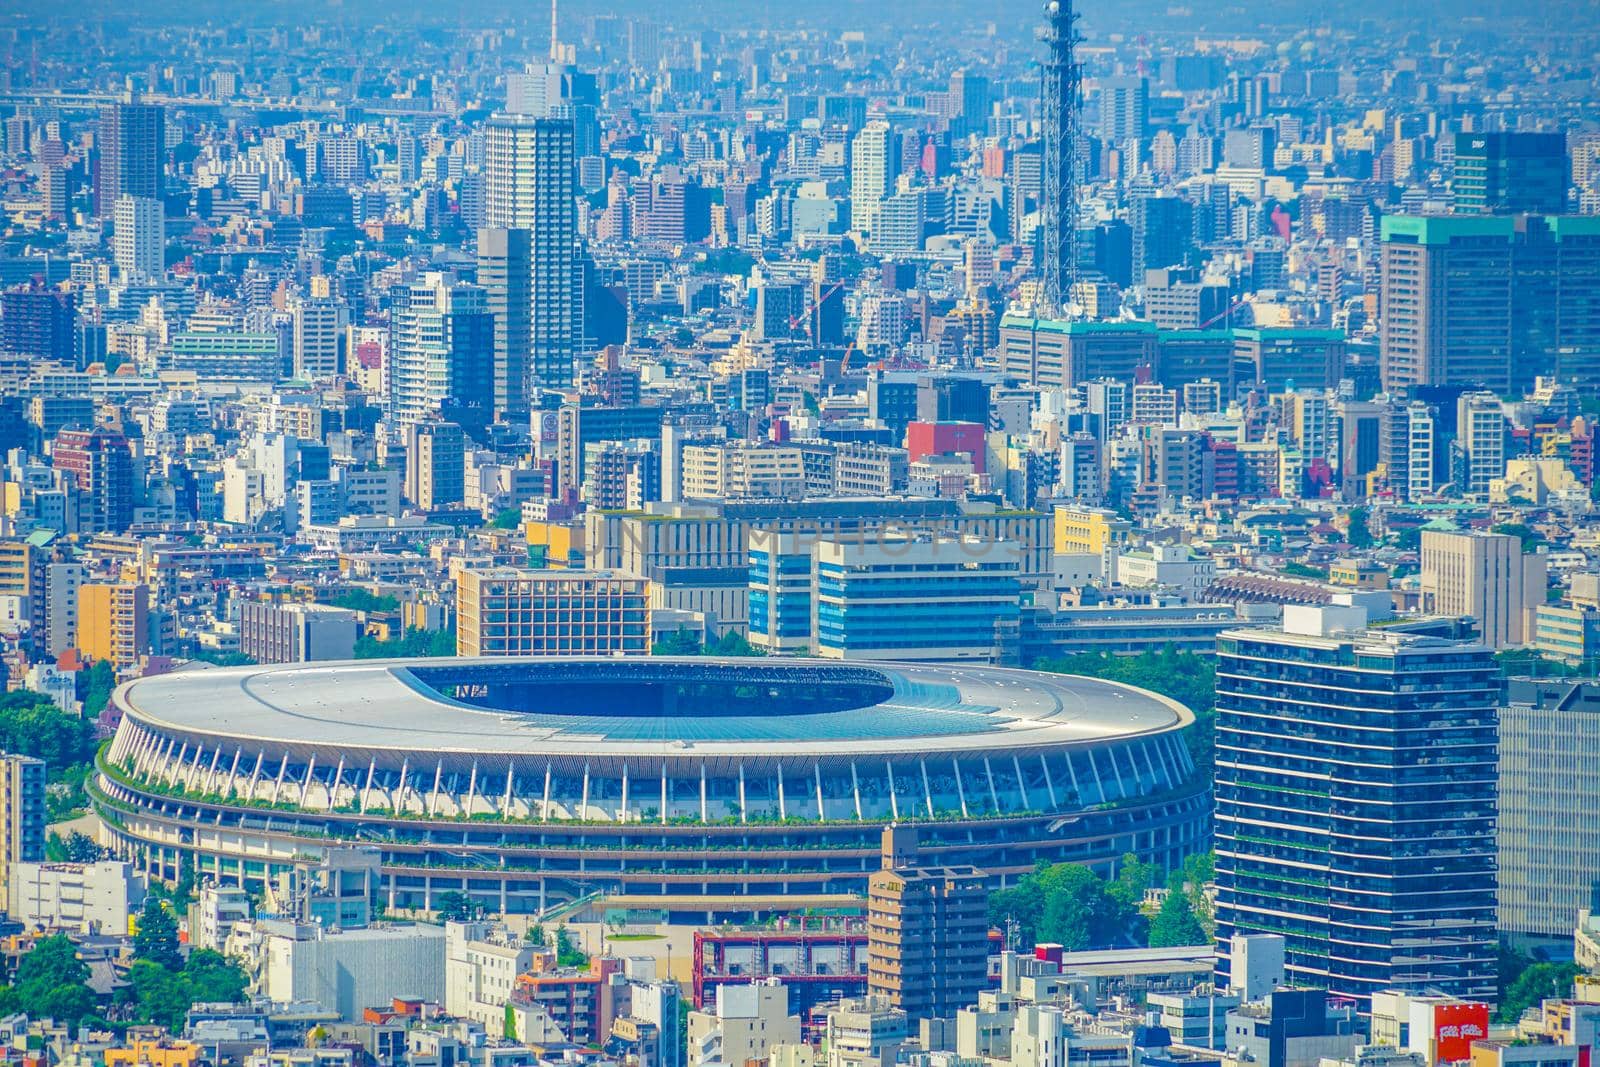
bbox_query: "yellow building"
[77,582,150,668]
[525,520,586,568]
[1327,559,1389,590]
[1053,505,1131,556]
[105,1040,204,1067]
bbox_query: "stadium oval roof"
[116,657,1192,762]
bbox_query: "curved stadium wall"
[93,657,1209,920]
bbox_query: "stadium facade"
[93,658,1208,920]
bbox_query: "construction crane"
[787,279,847,335]
[1198,296,1249,330]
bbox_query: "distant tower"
[1038,0,1083,316]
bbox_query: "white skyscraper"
[485,112,581,390]
[849,120,895,235]
[112,195,163,281]
[387,273,494,426]
[290,296,343,380]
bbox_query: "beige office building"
[1420,530,1546,648]
[456,567,649,657]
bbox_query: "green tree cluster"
[0,935,99,1027]
[0,690,96,766]
[46,830,105,863]
[355,626,456,659]
[186,650,257,667]
[1497,942,1583,1023]
[433,890,477,922]
[330,589,401,614]
[988,856,1150,951]
[554,926,588,968]
[652,628,765,657]
[1491,523,1545,553]
[120,898,249,1030]
[1345,507,1375,549]
[0,690,99,821]
[80,661,118,718]
[1033,649,1216,772]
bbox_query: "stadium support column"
[1039,0,1082,315]
[247,752,264,800]
[299,755,318,807]
[271,754,289,804]
[167,742,189,786]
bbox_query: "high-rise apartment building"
[1214,606,1498,1005]
[850,120,895,235]
[238,602,359,664]
[1420,529,1546,649]
[1,285,76,362]
[485,113,581,390]
[1498,678,1600,946]
[1131,194,1195,277]
[112,195,163,281]
[291,296,343,381]
[1099,76,1149,146]
[44,561,85,657]
[0,538,51,649]
[77,581,151,669]
[0,755,47,915]
[456,567,649,657]
[95,101,164,216]
[867,826,988,1023]
[476,228,533,417]
[1453,392,1507,497]
[949,70,991,140]
[387,274,494,426]
[404,420,467,511]
[52,428,135,534]
[1378,400,1436,502]
[1453,132,1569,216]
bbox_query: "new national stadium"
[93,658,1209,921]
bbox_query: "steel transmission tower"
[1038,0,1083,317]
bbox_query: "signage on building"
[1433,1003,1489,1063]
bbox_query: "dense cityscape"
[0,1,1597,1067]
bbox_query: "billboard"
[1433,1002,1490,1063]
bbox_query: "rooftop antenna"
[1038,0,1083,318]
[550,0,560,62]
